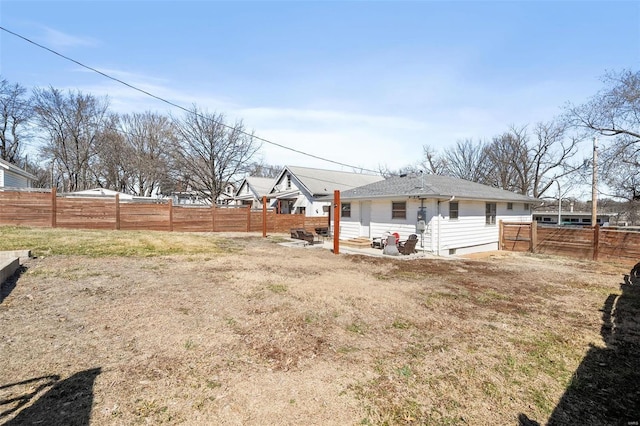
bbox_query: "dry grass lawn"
[0,227,638,425]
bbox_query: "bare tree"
[33,87,111,192]
[244,162,282,178]
[441,139,489,182]
[172,107,261,203]
[93,114,130,192]
[566,69,640,203]
[482,126,530,194]
[529,120,582,198]
[419,144,448,175]
[0,78,32,164]
[565,69,640,143]
[118,112,174,197]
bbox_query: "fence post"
[333,190,340,255]
[246,205,251,232]
[168,199,173,232]
[262,196,267,238]
[498,220,503,250]
[115,193,120,230]
[593,224,600,261]
[530,220,537,253]
[211,203,215,232]
[51,187,57,228]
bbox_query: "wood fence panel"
[535,226,594,259]
[120,203,171,231]
[172,206,214,232]
[274,214,306,233]
[56,198,116,229]
[502,223,531,252]
[213,207,250,232]
[0,191,52,227]
[599,230,640,265]
[249,211,265,232]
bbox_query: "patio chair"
[315,227,330,241]
[398,234,418,255]
[296,229,315,245]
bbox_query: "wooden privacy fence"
[499,220,640,265]
[0,189,328,234]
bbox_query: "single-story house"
[234,176,274,209]
[331,173,537,256]
[268,166,384,217]
[171,183,236,206]
[0,159,36,189]
[533,210,616,226]
[69,188,157,202]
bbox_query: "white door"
[360,201,371,238]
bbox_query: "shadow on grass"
[0,265,26,304]
[519,263,640,425]
[1,368,101,426]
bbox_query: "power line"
[0,25,381,175]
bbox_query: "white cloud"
[39,26,98,50]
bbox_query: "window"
[485,202,496,225]
[286,174,292,189]
[449,201,459,220]
[524,203,530,211]
[507,202,513,210]
[341,202,351,218]
[392,201,406,219]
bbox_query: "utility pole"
[591,137,598,227]
[556,180,562,225]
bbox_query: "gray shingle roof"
[284,166,384,195]
[338,174,537,202]
[245,177,274,196]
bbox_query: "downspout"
[437,196,455,256]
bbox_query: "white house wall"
[338,199,435,249]
[436,200,531,255]
[2,170,30,188]
[336,198,531,256]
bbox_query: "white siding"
[337,199,434,250]
[335,197,532,256]
[437,200,531,255]
[338,201,361,239]
[2,170,29,188]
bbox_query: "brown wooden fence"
[499,220,640,265]
[0,189,328,234]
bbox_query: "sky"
[1,0,639,176]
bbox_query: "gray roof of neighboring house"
[283,166,384,196]
[246,177,274,196]
[336,174,537,202]
[0,158,37,180]
[235,176,274,199]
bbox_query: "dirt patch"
[0,233,636,425]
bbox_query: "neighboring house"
[171,183,237,206]
[216,183,237,205]
[333,173,536,256]
[234,176,274,209]
[69,188,156,202]
[533,210,616,226]
[269,166,384,217]
[0,159,36,189]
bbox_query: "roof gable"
[272,165,383,196]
